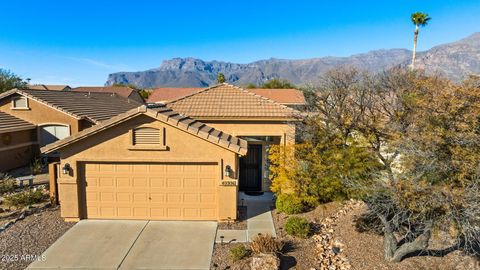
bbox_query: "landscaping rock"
[313,200,363,270]
[250,253,280,270]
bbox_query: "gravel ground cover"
[217,206,247,230]
[333,204,479,270]
[0,207,75,270]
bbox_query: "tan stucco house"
[40,84,299,222]
[0,89,140,172]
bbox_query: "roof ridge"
[165,84,220,104]
[221,83,298,114]
[41,105,248,155]
[12,89,90,122]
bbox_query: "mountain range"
[106,33,480,88]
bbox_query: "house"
[40,84,300,222]
[147,87,204,103]
[147,87,306,108]
[28,84,71,91]
[0,89,141,172]
[0,112,37,172]
[72,86,145,104]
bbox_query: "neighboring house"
[28,84,71,91]
[0,112,37,172]
[249,88,306,109]
[147,87,306,108]
[72,86,145,104]
[40,84,300,222]
[0,89,141,172]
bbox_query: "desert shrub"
[30,157,43,175]
[4,188,48,208]
[275,194,304,214]
[0,176,17,195]
[229,244,250,262]
[250,233,284,254]
[285,216,311,238]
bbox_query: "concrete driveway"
[28,220,217,270]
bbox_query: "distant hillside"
[106,33,480,88]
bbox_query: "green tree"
[112,82,139,90]
[217,73,226,83]
[410,12,431,69]
[261,78,295,89]
[0,69,27,93]
[271,67,480,262]
[244,83,257,89]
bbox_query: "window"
[12,97,28,109]
[133,127,161,145]
[39,125,70,147]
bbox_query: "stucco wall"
[56,114,239,221]
[204,120,296,191]
[203,120,296,144]
[0,94,84,135]
[0,129,38,172]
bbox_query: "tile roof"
[166,84,297,119]
[72,86,136,99]
[147,88,203,103]
[0,89,141,124]
[147,87,306,105]
[249,89,306,105]
[41,105,248,155]
[27,85,70,91]
[0,111,35,133]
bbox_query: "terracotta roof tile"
[0,89,140,123]
[166,84,297,119]
[72,86,136,99]
[147,87,306,105]
[0,111,35,133]
[147,88,203,103]
[27,85,70,91]
[41,104,247,155]
[249,88,306,105]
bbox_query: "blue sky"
[0,0,479,86]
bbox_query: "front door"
[239,144,262,191]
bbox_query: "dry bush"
[250,233,284,254]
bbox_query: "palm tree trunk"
[411,25,419,70]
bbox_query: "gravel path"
[0,208,76,270]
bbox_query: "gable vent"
[133,127,160,145]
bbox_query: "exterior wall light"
[62,163,71,175]
[225,165,231,178]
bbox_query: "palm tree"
[411,12,431,69]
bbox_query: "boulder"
[250,253,280,270]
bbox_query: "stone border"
[312,199,364,270]
[0,202,52,233]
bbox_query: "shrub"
[4,188,48,208]
[250,233,284,254]
[30,157,43,175]
[229,244,250,262]
[0,176,17,195]
[285,216,311,238]
[276,194,304,214]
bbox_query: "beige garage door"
[83,162,219,220]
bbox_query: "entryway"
[28,220,217,269]
[239,144,262,191]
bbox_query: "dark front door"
[239,144,262,191]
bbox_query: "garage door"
[83,162,218,220]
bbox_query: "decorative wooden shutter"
[133,127,160,145]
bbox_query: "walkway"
[216,192,276,243]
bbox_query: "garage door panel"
[84,162,218,220]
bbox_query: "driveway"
[28,220,217,269]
